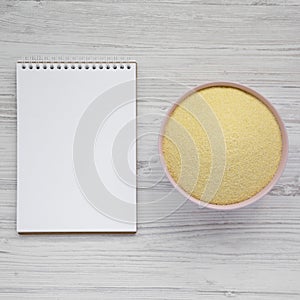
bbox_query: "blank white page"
[17,62,136,233]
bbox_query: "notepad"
[17,61,136,233]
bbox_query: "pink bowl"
[159,82,288,210]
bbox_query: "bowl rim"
[158,81,289,210]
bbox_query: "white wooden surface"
[0,0,300,299]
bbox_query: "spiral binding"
[18,56,135,70]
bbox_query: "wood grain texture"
[0,0,299,299]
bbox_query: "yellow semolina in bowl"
[161,84,284,206]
